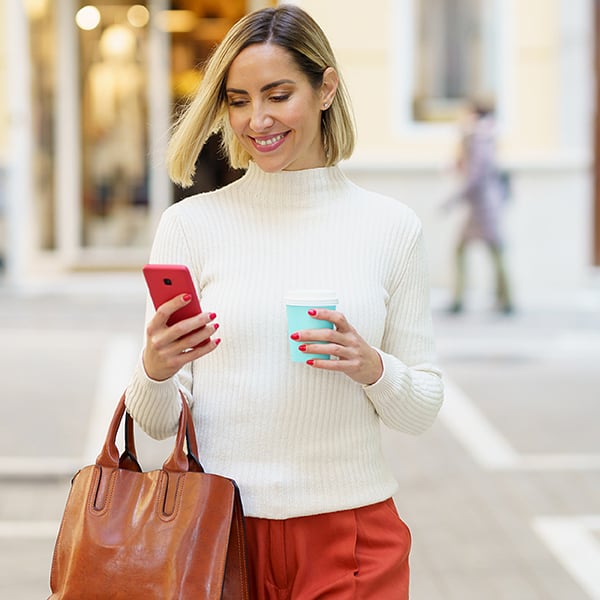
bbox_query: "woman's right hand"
[142,294,220,381]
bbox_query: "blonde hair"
[167,5,356,187]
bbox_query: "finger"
[307,308,351,332]
[290,327,341,344]
[298,342,350,360]
[174,322,219,353]
[151,335,221,379]
[178,336,222,363]
[146,313,217,362]
[153,293,195,327]
[305,357,346,372]
[167,311,217,342]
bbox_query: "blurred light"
[157,10,197,33]
[76,5,101,31]
[24,0,49,20]
[127,5,150,28]
[99,25,136,60]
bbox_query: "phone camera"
[163,278,172,285]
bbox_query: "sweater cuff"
[124,355,183,440]
[362,349,444,434]
[361,348,404,397]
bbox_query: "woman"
[447,101,513,314]
[126,5,443,598]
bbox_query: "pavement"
[0,273,599,599]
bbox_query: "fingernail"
[306,359,315,366]
[209,312,217,320]
[213,323,220,331]
[307,309,317,316]
[183,294,192,302]
[298,344,306,352]
[290,332,300,340]
[214,338,221,346]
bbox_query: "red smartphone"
[142,264,202,327]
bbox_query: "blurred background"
[0,0,599,598]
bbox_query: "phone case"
[142,264,202,326]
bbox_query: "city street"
[0,274,599,599]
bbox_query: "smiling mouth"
[250,132,288,150]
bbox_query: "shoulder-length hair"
[167,5,356,187]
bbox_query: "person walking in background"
[445,100,514,314]
[125,5,443,598]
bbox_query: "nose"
[249,103,274,132]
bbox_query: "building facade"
[0,0,597,302]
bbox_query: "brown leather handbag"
[49,393,250,599]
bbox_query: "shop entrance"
[76,0,252,258]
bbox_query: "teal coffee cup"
[285,290,338,362]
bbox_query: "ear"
[320,67,339,110]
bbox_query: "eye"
[270,94,290,103]
[227,97,248,107]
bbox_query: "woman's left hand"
[291,309,383,386]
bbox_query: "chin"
[251,156,290,173]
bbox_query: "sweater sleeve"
[363,222,444,434]
[124,206,195,440]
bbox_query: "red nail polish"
[290,332,300,340]
[214,338,221,346]
[213,323,219,331]
[306,359,315,366]
[298,344,306,352]
[307,309,317,316]
[209,312,217,320]
[183,294,192,302]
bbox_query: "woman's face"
[225,43,336,172]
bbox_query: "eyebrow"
[225,79,296,95]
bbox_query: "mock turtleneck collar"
[235,161,351,206]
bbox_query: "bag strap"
[96,394,127,469]
[96,391,203,474]
[119,412,142,471]
[183,396,204,473]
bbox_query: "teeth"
[255,134,285,146]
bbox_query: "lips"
[249,132,289,152]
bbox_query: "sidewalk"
[0,277,599,599]
[408,294,600,599]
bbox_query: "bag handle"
[96,391,203,474]
[118,412,142,471]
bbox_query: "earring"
[323,102,329,109]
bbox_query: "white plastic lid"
[284,290,338,306]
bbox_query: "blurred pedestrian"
[125,5,443,599]
[444,100,513,314]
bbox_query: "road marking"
[518,454,600,470]
[439,377,520,468]
[440,377,600,471]
[0,520,60,539]
[437,332,600,363]
[0,456,79,478]
[533,516,600,600]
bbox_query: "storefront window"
[78,2,150,248]
[412,0,499,122]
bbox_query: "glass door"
[77,2,151,250]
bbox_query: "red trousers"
[244,498,411,599]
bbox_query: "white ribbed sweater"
[125,163,443,519]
